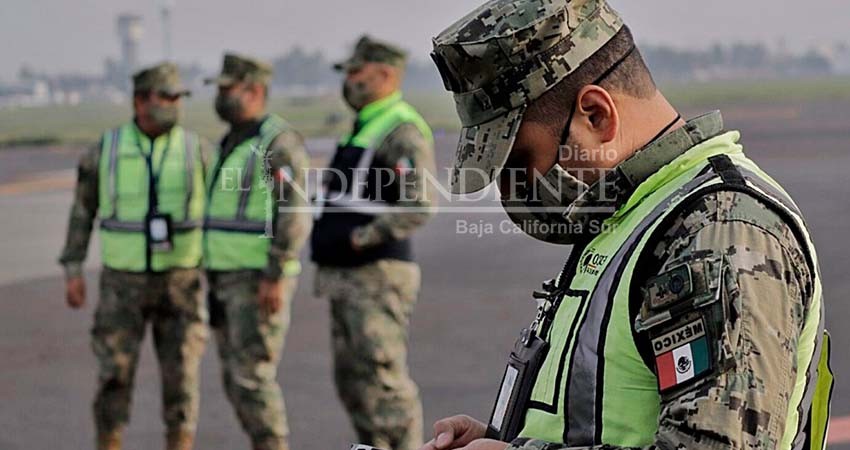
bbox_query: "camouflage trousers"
[91,267,207,437]
[207,270,296,450]
[315,260,423,450]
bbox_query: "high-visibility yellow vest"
[519,123,832,450]
[97,122,204,272]
[204,114,291,271]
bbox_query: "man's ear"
[575,85,619,144]
[376,64,393,83]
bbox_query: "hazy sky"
[1,0,848,81]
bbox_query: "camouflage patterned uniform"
[58,63,208,449]
[204,54,312,450]
[312,36,436,450]
[505,171,816,450]
[206,270,298,450]
[91,268,207,441]
[315,260,423,450]
[430,1,830,449]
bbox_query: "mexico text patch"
[652,318,711,391]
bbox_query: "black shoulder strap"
[708,154,745,186]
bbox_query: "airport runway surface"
[0,102,848,449]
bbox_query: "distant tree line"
[265,42,839,93]
[641,42,833,82]
[7,40,843,105]
[269,46,445,94]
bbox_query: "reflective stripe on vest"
[518,131,829,449]
[204,114,288,270]
[97,123,205,272]
[808,331,834,450]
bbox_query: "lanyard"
[136,130,173,213]
[137,131,173,186]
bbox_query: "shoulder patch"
[642,263,693,310]
[635,255,739,396]
[652,318,712,392]
[651,318,706,355]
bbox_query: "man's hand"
[350,229,364,252]
[420,415,488,450]
[65,276,86,309]
[257,277,284,315]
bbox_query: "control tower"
[158,0,176,60]
[117,14,143,75]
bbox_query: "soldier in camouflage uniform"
[59,63,208,450]
[203,53,311,450]
[421,1,832,450]
[311,36,437,450]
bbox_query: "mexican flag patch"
[652,318,711,392]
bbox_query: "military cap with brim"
[133,62,191,97]
[431,0,624,194]
[333,35,408,72]
[205,53,274,86]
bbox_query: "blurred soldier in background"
[422,0,833,449]
[203,53,311,450]
[59,62,207,450]
[311,35,437,450]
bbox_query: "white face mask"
[499,109,682,245]
[499,83,605,246]
[500,162,593,245]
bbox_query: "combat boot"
[165,429,194,450]
[96,430,122,450]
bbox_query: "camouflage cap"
[204,53,273,86]
[333,35,408,72]
[431,0,624,194]
[132,62,190,96]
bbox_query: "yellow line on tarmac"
[0,156,331,197]
[0,169,76,196]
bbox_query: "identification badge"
[486,328,549,442]
[146,213,173,252]
[491,365,519,433]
